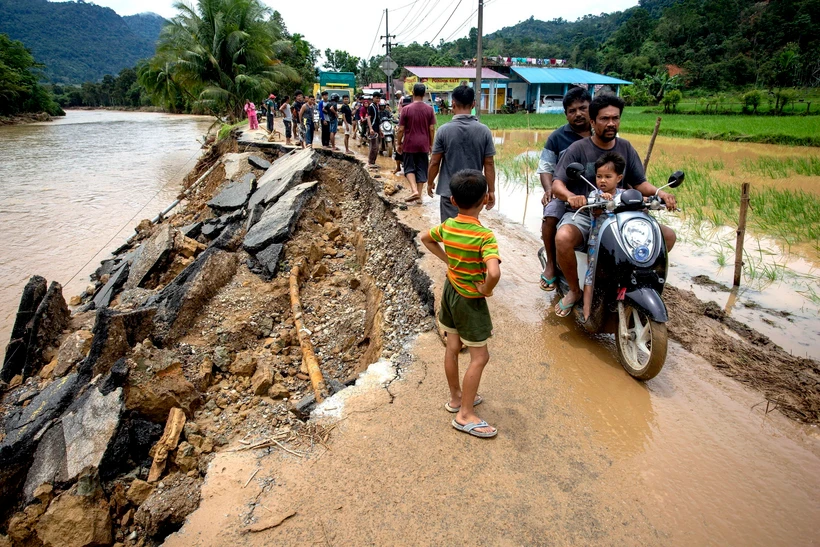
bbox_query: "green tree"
[660,88,682,112]
[0,34,63,116]
[323,49,360,73]
[742,89,762,113]
[143,0,300,120]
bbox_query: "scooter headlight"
[621,219,654,262]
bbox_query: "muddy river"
[0,110,212,348]
[490,130,820,360]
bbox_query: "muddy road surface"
[166,140,820,546]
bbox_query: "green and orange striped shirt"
[429,214,501,298]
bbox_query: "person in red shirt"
[396,83,437,202]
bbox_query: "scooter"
[379,114,397,157]
[538,162,684,381]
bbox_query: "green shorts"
[437,279,493,347]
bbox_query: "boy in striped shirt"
[421,169,501,438]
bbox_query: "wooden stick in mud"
[289,266,327,402]
[147,407,186,482]
[643,117,662,170]
[733,182,751,287]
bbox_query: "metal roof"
[510,67,631,85]
[405,66,508,79]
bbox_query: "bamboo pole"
[643,116,662,170]
[733,182,751,287]
[289,266,326,402]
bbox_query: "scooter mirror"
[566,162,584,179]
[667,170,685,188]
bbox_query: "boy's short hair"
[321,91,328,96]
[594,151,626,175]
[450,169,487,209]
[308,95,315,99]
[451,85,474,107]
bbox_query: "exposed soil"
[665,285,819,423]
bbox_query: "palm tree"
[147,0,298,120]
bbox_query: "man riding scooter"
[551,94,677,317]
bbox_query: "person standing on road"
[318,91,330,148]
[279,95,293,145]
[325,93,340,151]
[292,91,305,148]
[367,92,383,168]
[428,85,496,222]
[420,169,501,439]
[536,87,592,292]
[397,83,437,203]
[299,95,317,149]
[264,94,276,133]
[339,95,354,154]
[244,99,258,130]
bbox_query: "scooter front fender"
[624,288,668,323]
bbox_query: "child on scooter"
[583,152,626,322]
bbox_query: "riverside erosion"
[1,122,819,546]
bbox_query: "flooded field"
[491,130,820,359]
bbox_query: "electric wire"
[400,1,454,43]
[394,0,437,40]
[428,0,464,44]
[391,0,425,37]
[366,10,385,60]
[442,8,477,42]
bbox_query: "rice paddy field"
[438,109,820,146]
[486,127,820,357]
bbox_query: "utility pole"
[474,0,484,120]
[381,9,397,109]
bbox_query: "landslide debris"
[0,138,434,546]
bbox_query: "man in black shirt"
[537,87,591,291]
[339,95,354,154]
[292,91,305,148]
[552,94,678,316]
[367,92,382,167]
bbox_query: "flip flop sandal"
[404,195,420,202]
[444,395,484,413]
[539,274,557,292]
[555,297,578,317]
[451,419,497,438]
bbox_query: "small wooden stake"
[290,265,326,402]
[733,182,751,287]
[643,117,662,170]
[148,407,186,482]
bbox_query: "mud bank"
[0,112,57,126]
[0,134,433,546]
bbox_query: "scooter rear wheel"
[616,304,667,381]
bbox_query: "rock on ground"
[36,478,112,547]
[134,474,201,539]
[243,181,318,252]
[1,275,47,382]
[125,360,200,422]
[125,224,176,290]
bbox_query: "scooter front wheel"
[616,303,667,381]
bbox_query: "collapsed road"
[1,127,818,546]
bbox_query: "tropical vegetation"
[0,33,64,117]
[137,0,313,119]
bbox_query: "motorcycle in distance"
[378,110,397,157]
[538,162,684,381]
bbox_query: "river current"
[0,110,213,351]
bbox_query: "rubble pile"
[0,141,434,546]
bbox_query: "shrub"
[661,89,682,112]
[742,89,763,113]
[622,84,653,106]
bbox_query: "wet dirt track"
[165,136,820,546]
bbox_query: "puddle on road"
[490,129,820,359]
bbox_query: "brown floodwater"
[491,129,820,359]
[0,110,213,352]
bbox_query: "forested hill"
[0,0,165,83]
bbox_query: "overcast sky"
[81,0,641,62]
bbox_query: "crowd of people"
[244,83,678,440]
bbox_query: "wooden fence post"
[733,182,751,287]
[643,117,662,170]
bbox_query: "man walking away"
[264,94,275,133]
[367,92,382,168]
[325,94,340,150]
[536,87,591,292]
[397,83,436,203]
[318,91,330,148]
[279,95,293,145]
[299,95,317,148]
[339,95,354,154]
[428,85,496,221]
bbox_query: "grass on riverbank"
[437,109,820,146]
[218,120,246,140]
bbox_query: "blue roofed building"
[507,67,632,114]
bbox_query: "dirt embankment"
[0,112,55,126]
[664,285,820,423]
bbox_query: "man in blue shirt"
[536,87,592,292]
